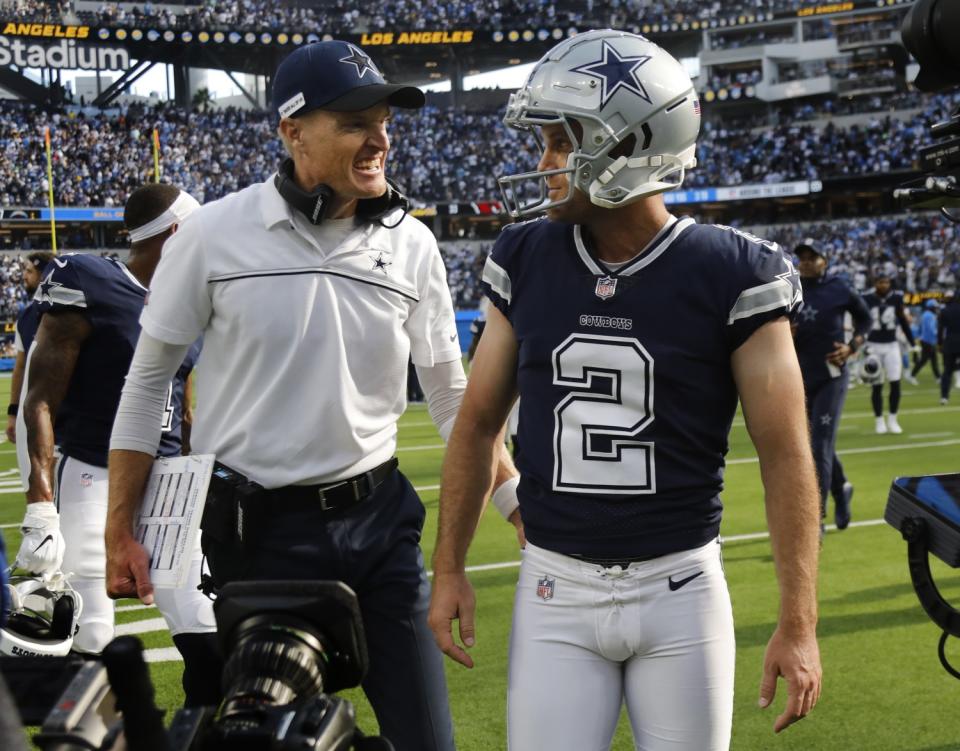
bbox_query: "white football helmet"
[498,29,700,218]
[1,571,83,657]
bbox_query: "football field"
[3,373,960,750]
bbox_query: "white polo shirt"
[140,177,460,488]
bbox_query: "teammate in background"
[910,300,941,382]
[6,252,53,447]
[429,30,822,750]
[863,274,916,434]
[105,41,517,751]
[940,295,960,405]
[793,239,871,531]
[19,184,219,706]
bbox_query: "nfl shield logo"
[536,576,555,601]
[595,275,617,300]
[80,472,93,488]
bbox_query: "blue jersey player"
[863,274,915,434]
[793,239,871,531]
[429,30,822,750]
[18,184,220,707]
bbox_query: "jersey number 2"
[552,334,655,495]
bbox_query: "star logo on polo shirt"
[820,413,832,426]
[800,305,818,322]
[571,41,652,109]
[371,252,391,274]
[340,44,378,79]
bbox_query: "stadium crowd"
[1,0,903,33]
[0,87,957,207]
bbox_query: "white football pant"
[867,341,903,383]
[56,456,214,653]
[508,540,734,751]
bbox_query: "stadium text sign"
[0,36,129,69]
[1,23,90,39]
[796,2,854,16]
[359,30,474,46]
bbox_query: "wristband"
[7,403,17,417]
[491,475,520,520]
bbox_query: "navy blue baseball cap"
[272,41,425,118]
[795,238,828,261]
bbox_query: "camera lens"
[218,613,330,726]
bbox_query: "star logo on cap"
[339,44,378,79]
[571,41,652,109]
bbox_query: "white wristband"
[491,475,520,520]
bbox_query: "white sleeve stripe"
[727,278,794,324]
[482,256,512,304]
[43,287,87,308]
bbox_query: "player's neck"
[125,249,160,288]
[583,201,672,264]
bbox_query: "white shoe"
[887,414,903,434]
[955,376,960,389]
[875,417,888,434]
[942,398,949,406]
[906,374,918,386]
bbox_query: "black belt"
[568,552,662,568]
[268,457,399,513]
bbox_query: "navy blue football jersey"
[34,254,194,467]
[863,290,914,345]
[482,216,801,558]
[16,300,42,353]
[794,276,871,386]
[157,338,202,458]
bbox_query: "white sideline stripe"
[144,647,182,663]
[909,431,954,439]
[725,438,960,465]
[397,443,445,453]
[117,603,155,613]
[115,617,168,636]
[448,518,890,576]
[94,518,896,664]
[0,440,954,524]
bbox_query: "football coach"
[104,41,517,751]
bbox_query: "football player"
[6,252,53,455]
[429,30,822,750]
[863,274,916,433]
[793,239,871,531]
[18,184,219,706]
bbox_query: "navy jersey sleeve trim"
[727,275,797,325]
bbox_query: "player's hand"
[826,341,852,366]
[508,508,526,549]
[106,533,155,605]
[5,415,16,444]
[759,626,822,733]
[428,571,477,668]
[16,502,65,578]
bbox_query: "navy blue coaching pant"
[805,375,849,516]
[205,469,455,751]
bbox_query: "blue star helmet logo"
[339,44,379,79]
[571,40,652,109]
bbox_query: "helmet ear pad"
[51,595,76,640]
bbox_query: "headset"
[274,157,409,228]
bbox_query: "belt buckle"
[317,481,347,512]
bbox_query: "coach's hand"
[428,572,477,668]
[759,626,822,733]
[106,533,155,606]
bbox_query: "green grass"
[5,373,960,750]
